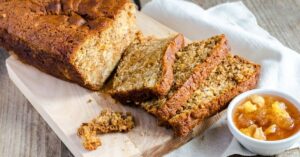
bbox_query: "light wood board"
[5,12,223,157]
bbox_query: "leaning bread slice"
[168,55,261,136]
[110,34,184,102]
[142,35,229,118]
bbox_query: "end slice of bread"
[110,33,185,102]
[141,35,229,118]
[168,55,261,136]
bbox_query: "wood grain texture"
[1,0,300,157]
[0,49,71,157]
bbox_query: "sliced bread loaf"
[168,55,260,136]
[110,33,184,102]
[141,35,229,117]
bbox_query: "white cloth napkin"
[141,0,300,156]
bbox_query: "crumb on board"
[87,99,92,103]
[139,131,146,136]
[77,110,135,150]
[78,125,101,150]
[201,135,205,141]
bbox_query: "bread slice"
[141,34,229,117]
[110,33,185,102]
[0,0,137,90]
[168,55,260,136]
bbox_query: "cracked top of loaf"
[0,0,133,59]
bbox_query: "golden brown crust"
[157,34,229,121]
[110,34,185,103]
[169,56,261,136]
[0,0,135,90]
[154,34,185,96]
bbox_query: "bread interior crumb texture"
[74,3,136,88]
[112,36,175,92]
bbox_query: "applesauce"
[233,94,300,141]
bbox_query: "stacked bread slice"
[142,35,229,117]
[168,55,260,136]
[110,34,260,137]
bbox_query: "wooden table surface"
[1,0,300,157]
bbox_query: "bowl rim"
[227,88,300,144]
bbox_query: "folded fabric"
[142,0,300,156]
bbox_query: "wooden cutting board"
[5,12,224,157]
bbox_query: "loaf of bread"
[168,55,260,136]
[110,33,184,102]
[142,35,229,117]
[0,0,137,90]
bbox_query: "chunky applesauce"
[233,94,300,141]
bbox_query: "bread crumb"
[78,110,135,150]
[77,124,101,150]
[200,135,205,141]
[140,131,145,136]
[87,99,92,103]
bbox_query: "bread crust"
[154,34,185,96]
[111,34,185,103]
[0,26,87,87]
[169,56,261,136]
[157,34,229,121]
[0,0,134,90]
